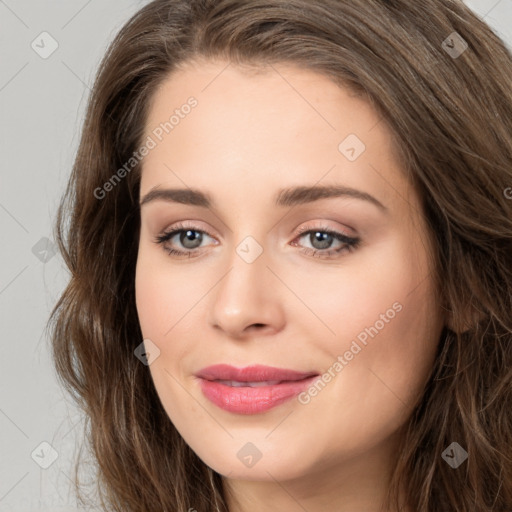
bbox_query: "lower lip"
[198,376,319,414]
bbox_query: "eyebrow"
[139,185,388,212]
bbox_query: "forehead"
[144,59,382,147]
[139,59,410,215]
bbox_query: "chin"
[198,443,314,481]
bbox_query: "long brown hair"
[47,1,512,510]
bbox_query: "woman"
[48,0,512,510]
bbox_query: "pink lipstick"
[196,364,319,414]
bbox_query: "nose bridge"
[209,229,285,335]
[218,232,269,305]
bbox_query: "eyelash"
[153,221,361,260]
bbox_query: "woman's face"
[135,59,445,489]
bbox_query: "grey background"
[0,1,511,510]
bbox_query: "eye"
[153,222,216,258]
[291,225,361,259]
[153,222,361,259]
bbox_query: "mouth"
[195,365,320,414]
[195,363,319,382]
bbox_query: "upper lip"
[196,364,318,382]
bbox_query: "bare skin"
[135,58,446,512]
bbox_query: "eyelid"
[157,220,216,237]
[293,222,355,239]
[155,221,217,244]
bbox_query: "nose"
[209,243,286,339]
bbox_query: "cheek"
[134,249,196,423]
[290,234,432,340]
[295,230,439,371]
[135,244,205,401]
[135,245,179,349]
[135,263,170,341]
[135,242,190,340]
[309,233,441,408]
[287,245,441,453]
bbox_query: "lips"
[196,364,318,383]
[195,364,320,414]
